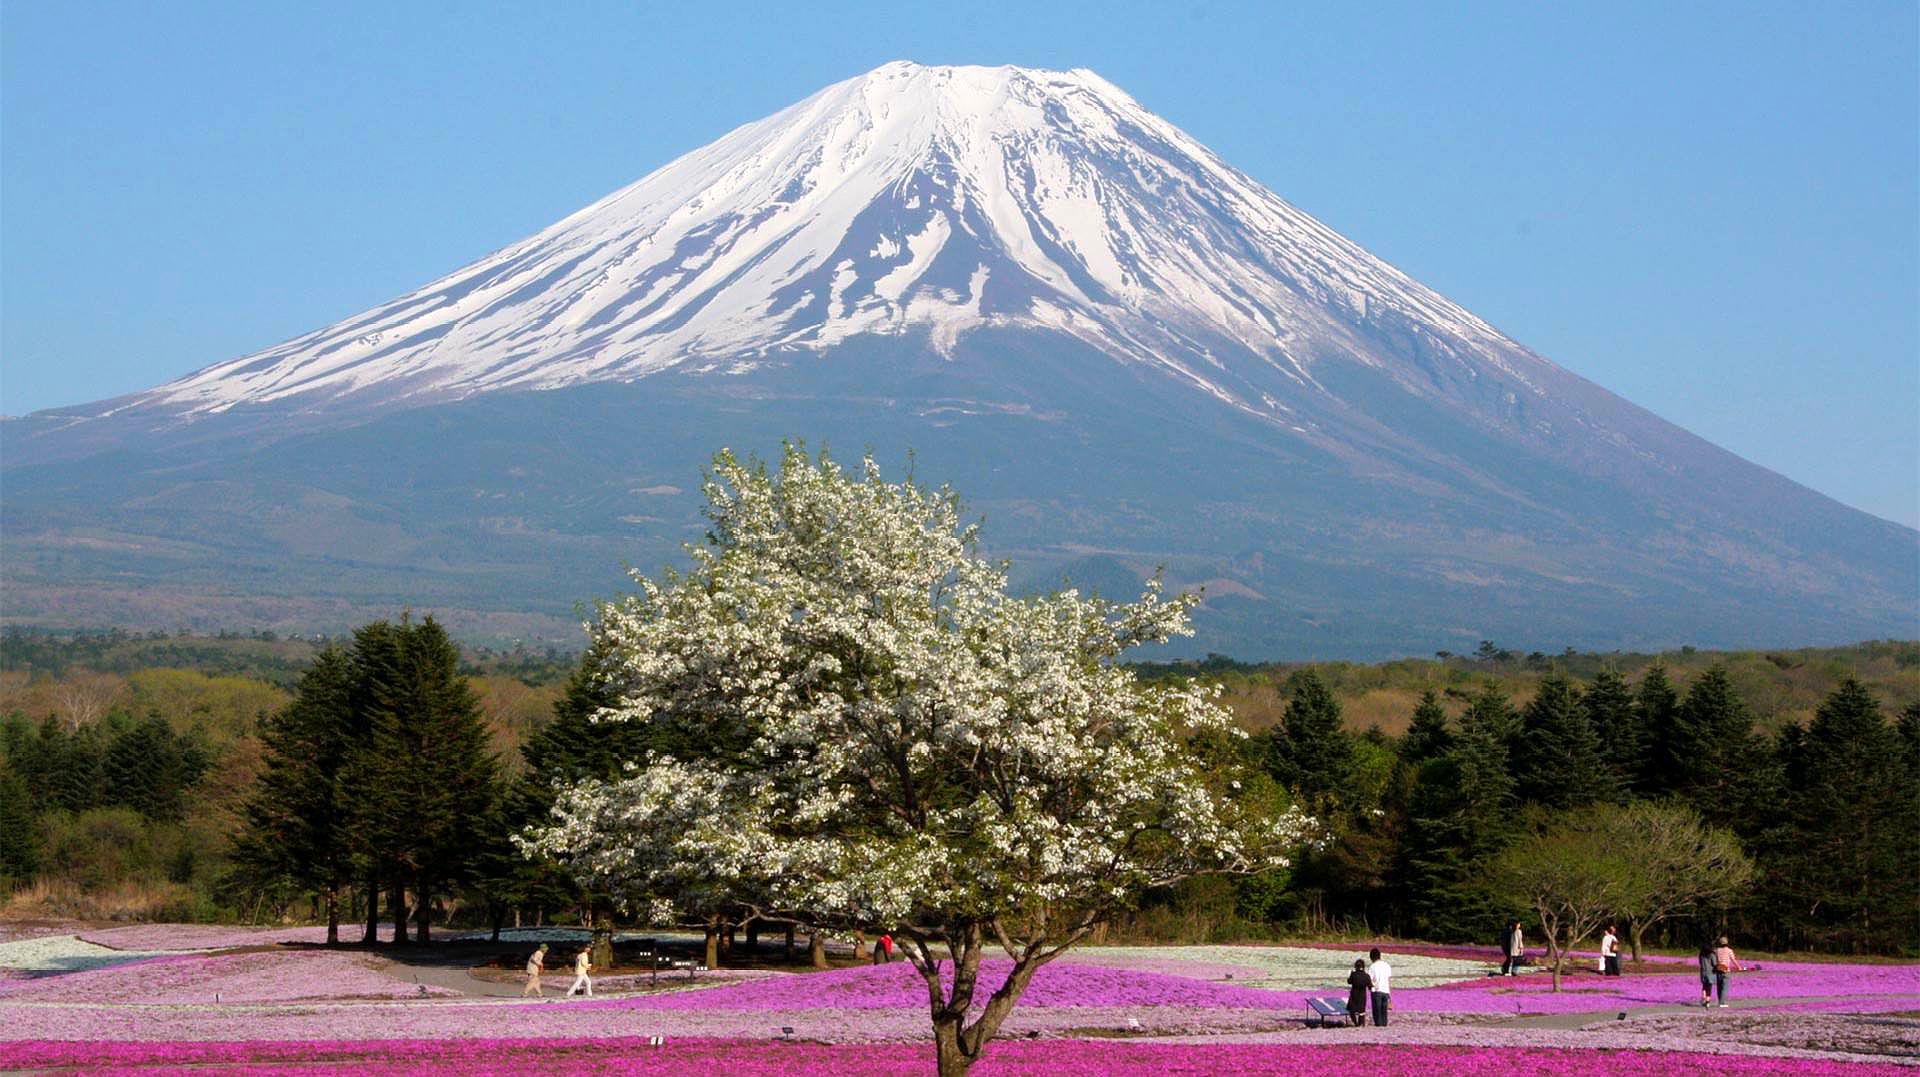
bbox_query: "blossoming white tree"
[525,446,1311,1075]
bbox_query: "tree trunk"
[490,903,505,943]
[416,878,431,943]
[745,919,760,950]
[324,887,339,946]
[704,916,720,969]
[390,884,410,945]
[1629,920,1649,964]
[853,929,871,961]
[809,931,828,969]
[933,1014,968,1077]
[784,923,796,960]
[721,919,735,956]
[591,920,615,971]
[364,878,380,945]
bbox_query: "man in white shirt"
[1600,926,1621,977]
[1366,947,1393,1026]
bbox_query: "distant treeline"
[1,629,1914,954]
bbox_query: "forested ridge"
[1,628,1914,955]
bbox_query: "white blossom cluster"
[522,446,1312,933]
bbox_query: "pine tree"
[1582,669,1644,793]
[231,647,359,943]
[1637,664,1684,795]
[0,760,40,884]
[1274,669,1352,804]
[1400,689,1453,764]
[1773,678,1912,951]
[1514,674,1618,808]
[1669,666,1764,829]
[1397,686,1518,938]
[346,616,499,943]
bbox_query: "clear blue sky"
[4,1,1916,527]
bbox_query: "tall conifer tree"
[1514,674,1618,808]
[1637,664,1684,795]
[1582,669,1643,793]
[1400,689,1454,764]
[231,647,358,943]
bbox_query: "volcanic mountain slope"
[4,62,1913,655]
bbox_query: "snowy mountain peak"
[135,61,1530,417]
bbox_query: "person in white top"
[1366,947,1393,1026]
[566,945,594,997]
[1600,925,1621,977]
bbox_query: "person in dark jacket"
[1346,958,1371,1026]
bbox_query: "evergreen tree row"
[1240,665,1920,953]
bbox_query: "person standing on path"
[1346,958,1372,1026]
[1696,940,1715,1006]
[522,943,548,997]
[1366,947,1393,1027]
[1711,936,1742,1007]
[1500,921,1523,976]
[566,945,594,998]
[1600,925,1621,976]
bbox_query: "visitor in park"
[1711,936,1743,1007]
[1696,940,1716,1006]
[1601,924,1622,976]
[566,945,594,998]
[522,943,548,997]
[1346,958,1372,1026]
[1367,947,1393,1027]
[1500,920,1524,976]
[876,932,894,963]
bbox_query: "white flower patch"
[0,935,183,973]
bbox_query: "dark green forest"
[1,627,1914,955]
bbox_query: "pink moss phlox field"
[1400,959,1920,1015]
[2,950,456,1004]
[76,924,343,951]
[601,959,1292,1011]
[0,952,205,997]
[1,1038,1907,1076]
[1298,941,1697,967]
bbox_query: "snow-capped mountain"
[5,62,1914,655]
[136,61,1519,421]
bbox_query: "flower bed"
[1400,960,1920,1015]
[1,950,455,1004]
[0,935,183,974]
[1062,945,1487,989]
[77,924,341,952]
[600,959,1293,1011]
[0,1037,1904,1075]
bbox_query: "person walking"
[1500,920,1523,976]
[1600,925,1621,977]
[1711,936,1742,1007]
[878,933,894,963]
[1346,958,1372,1027]
[1696,940,1715,1007]
[522,943,548,997]
[566,945,594,998]
[1366,947,1393,1027]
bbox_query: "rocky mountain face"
[5,62,1913,655]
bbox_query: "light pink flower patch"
[596,959,1294,1012]
[0,1038,1903,1075]
[2,950,452,1004]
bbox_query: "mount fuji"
[5,62,1914,654]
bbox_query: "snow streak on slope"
[138,62,1543,417]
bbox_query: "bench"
[1306,996,1355,1027]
